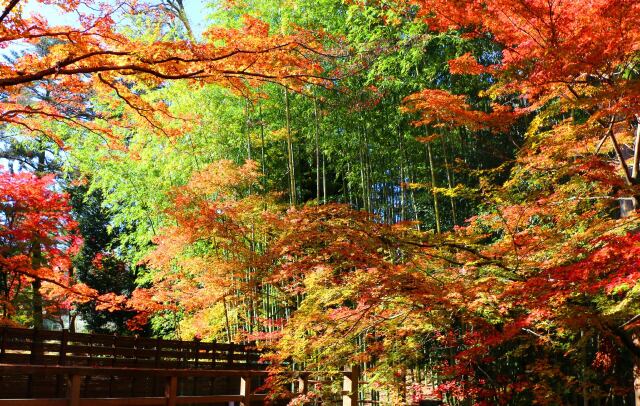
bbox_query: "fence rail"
[0,327,263,370]
[0,364,363,406]
[0,327,267,403]
[0,364,271,406]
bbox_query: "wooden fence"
[0,364,272,405]
[0,327,263,370]
[0,327,266,403]
[0,364,362,406]
[0,327,370,405]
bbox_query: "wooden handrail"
[0,363,364,405]
[0,327,264,371]
[0,364,270,378]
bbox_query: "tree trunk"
[406,158,421,230]
[30,153,47,329]
[631,118,640,211]
[363,128,374,213]
[364,126,373,213]
[634,364,640,406]
[314,96,321,201]
[634,332,640,406]
[30,238,44,327]
[608,123,633,185]
[631,118,640,180]
[398,126,407,222]
[441,136,457,225]
[359,142,367,211]
[69,313,76,333]
[346,162,353,206]
[31,279,43,329]
[284,88,296,206]
[426,141,441,234]
[322,153,327,204]
[582,331,589,406]
[164,0,195,41]
[259,104,266,179]
[244,98,252,161]
[0,276,5,320]
[222,295,232,343]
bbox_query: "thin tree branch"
[0,0,20,24]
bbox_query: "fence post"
[154,337,162,395]
[192,338,200,395]
[165,375,178,406]
[240,374,252,406]
[227,342,234,367]
[56,328,68,396]
[211,341,218,399]
[29,328,41,364]
[131,335,139,397]
[155,337,163,368]
[244,342,252,365]
[211,340,217,368]
[108,333,117,397]
[342,365,360,406]
[58,329,68,365]
[68,374,81,406]
[27,328,40,397]
[176,339,184,369]
[0,326,6,362]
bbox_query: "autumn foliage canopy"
[0,0,324,144]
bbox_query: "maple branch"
[474,364,496,385]
[162,0,195,41]
[97,74,170,137]
[521,327,554,343]
[440,241,513,272]
[246,77,335,95]
[1,64,208,87]
[496,8,546,50]
[138,42,294,65]
[0,42,317,88]
[2,118,58,140]
[0,50,129,87]
[0,0,20,24]
[620,314,640,329]
[608,126,633,185]
[360,310,413,336]
[1,107,126,151]
[594,134,608,154]
[566,84,582,101]
[632,116,640,180]
[593,115,634,184]
[0,8,128,44]
[393,237,515,274]
[220,70,327,82]
[341,305,375,336]
[291,41,350,59]
[605,323,640,361]
[11,266,120,310]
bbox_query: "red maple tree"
[0,169,92,327]
[397,0,640,402]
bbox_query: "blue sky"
[22,0,211,38]
[183,0,210,36]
